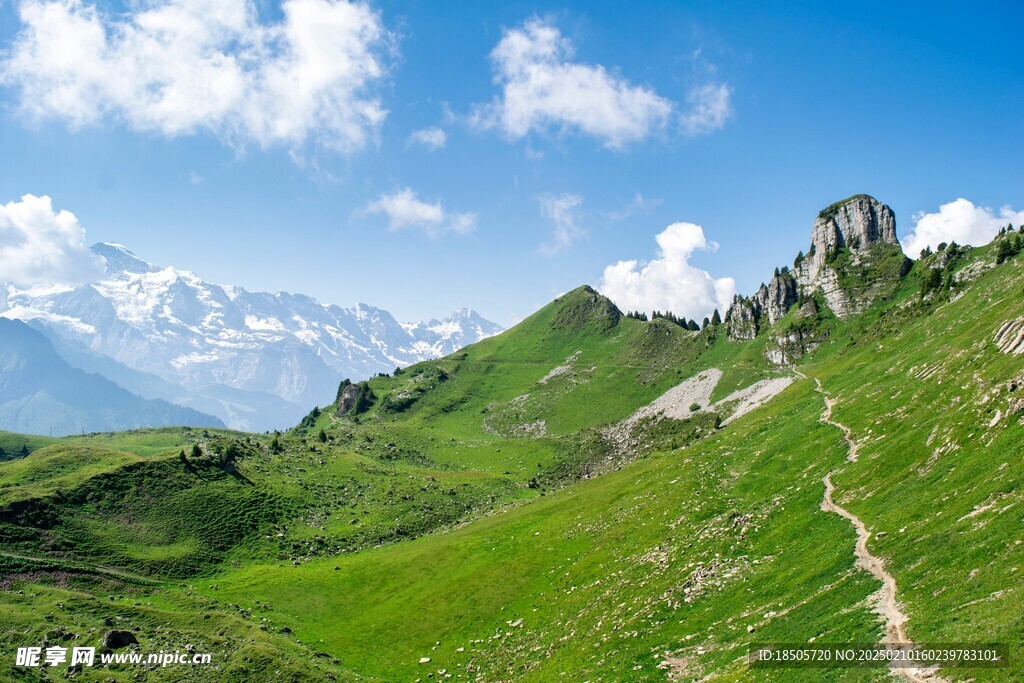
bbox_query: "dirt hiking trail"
[807,375,942,682]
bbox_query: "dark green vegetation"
[1,228,1023,681]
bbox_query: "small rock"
[102,630,138,649]
[419,657,431,664]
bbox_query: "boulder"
[102,630,138,649]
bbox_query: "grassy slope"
[0,249,1020,681]
[209,381,883,682]
[205,251,1024,681]
[805,247,1024,658]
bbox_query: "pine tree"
[711,309,721,325]
[318,428,328,443]
[191,443,202,458]
[702,317,711,330]
[997,239,1013,264]
[687,320,700,332]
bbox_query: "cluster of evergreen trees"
[624,309,722,331]
[0,445,30,459]
[996,224,1023,264]
[918,241,965,299]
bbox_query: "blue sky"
[0,0,1021,325]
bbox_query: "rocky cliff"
[724,270,798,341]
[793,194,905,318]
[727,194,909,346]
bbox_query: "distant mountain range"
[0,318,223,436]
[0,243,502,432]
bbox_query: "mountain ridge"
[0,242,503,430]
[0,318,223,436]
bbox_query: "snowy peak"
[400,308,504,359]
[91,242,160,275]
[1,243,503,430]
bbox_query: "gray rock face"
[725,295,758,341]
[727,194,906,343]
[337,382,361,415]
[725,271,798,341]
[759,272,799,325]
[795,195,902,318]
[810,194,896,256]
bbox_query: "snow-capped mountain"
[0,243,503,431]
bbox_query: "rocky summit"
[727,194,909,344]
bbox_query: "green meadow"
[0,238,1021,681]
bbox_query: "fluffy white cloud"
[471,19,674,148]
[902,198,1024,258]
[363,188,476,237]
[538,193,585,255]
[0,0,393,155]
[599,221,735,320]
[408,127,446,150]
[0,194,105,286]
[680,82,732,136]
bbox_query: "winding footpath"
[804,374,942,683]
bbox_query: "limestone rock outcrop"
[727,194,908,343]
[808,194,896,257]
[793,194,905,318]
[725,270,798,341]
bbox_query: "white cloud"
[363,188,476,237]
[471,19,674,149]
[680,82,733,136]
[902,198,1024,258]
[188,171,206,185]
[408,127,446,150]
[0,0,393,156]
[0,194,105,286]
[538,192,585,256]
[599,221,735,320]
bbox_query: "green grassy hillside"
[0,238,1021,681]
